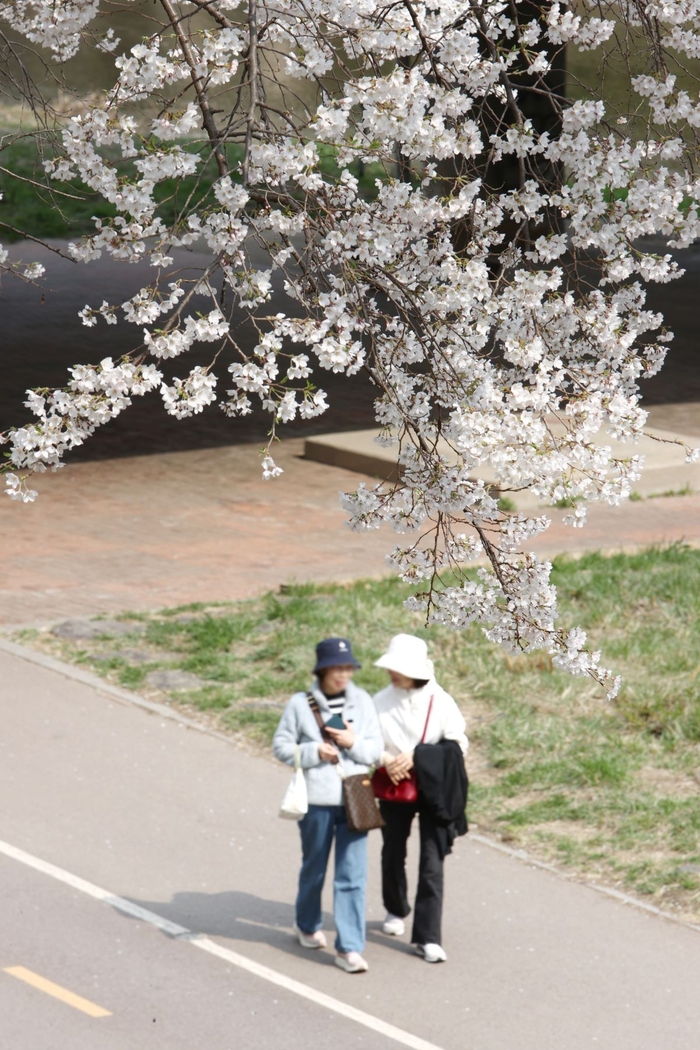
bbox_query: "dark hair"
[411,678,430,689]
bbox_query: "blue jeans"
[296,804,368,953]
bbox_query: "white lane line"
[0,839,188,936]
[0,838,446,1050]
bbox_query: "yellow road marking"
[3,966,112,1018]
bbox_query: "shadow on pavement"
[365,925,417,956]
[127,890,417,963]
[128,890,337,966]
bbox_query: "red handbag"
[372,695,434,803]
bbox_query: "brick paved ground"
[2,432,700,627]
[0,441,391,625]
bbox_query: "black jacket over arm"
[414,739,468,858]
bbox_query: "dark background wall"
[1,238,698,463]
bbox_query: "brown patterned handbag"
[342,773,386,833]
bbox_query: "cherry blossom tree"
[2,0,700,692]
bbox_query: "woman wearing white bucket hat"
[372,634,468,964]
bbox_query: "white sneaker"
[414,943,447,963]
[382,913,406,936]
[335,951,369,973]
[293,924,327,949]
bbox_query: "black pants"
[379,800,444,946]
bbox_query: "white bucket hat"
[374,633,434,681]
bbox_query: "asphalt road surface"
[1,640,699,1050]
[2,854,394,1050]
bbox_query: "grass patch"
[497,495,517,513]
[628,487,695,503]
[19,544,700,921]
[649,485,695,500]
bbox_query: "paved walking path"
[1,641,699,1050]
[2,431,700,626]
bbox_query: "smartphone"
[324,713,346,731]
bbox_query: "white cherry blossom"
[3,0,700,691]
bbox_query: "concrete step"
[305,423,700,510]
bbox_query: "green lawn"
[18,544,700,921]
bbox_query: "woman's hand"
[324,725,355,751]
[318,741,340,764]
[386,752,414,784]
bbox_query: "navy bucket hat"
[313,637,361,674]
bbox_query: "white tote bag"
[279,746,308,820]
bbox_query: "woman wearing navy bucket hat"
[373,634,469,964]
[273,637,383,973]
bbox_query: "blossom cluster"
[3,359,163,487]
[161,367,217,418]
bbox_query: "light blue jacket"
[273,680,383,806]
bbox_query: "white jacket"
[373,680,468,765]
